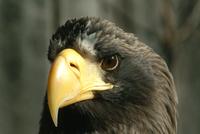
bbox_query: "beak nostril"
[70,63,79,70]
[69,62,80,77]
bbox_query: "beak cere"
[47,49,113,126]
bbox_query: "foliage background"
[0,0,200,134]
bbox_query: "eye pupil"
[100,55,119,71]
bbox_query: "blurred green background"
[0,0,200,134]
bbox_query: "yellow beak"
[47,49,113,126]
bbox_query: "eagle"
[39,17,177,134]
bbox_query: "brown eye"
[100,55,119,71]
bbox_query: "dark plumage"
[39,17,177,134]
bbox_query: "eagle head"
[39,17,177,134]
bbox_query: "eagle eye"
[100,55,119,71]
